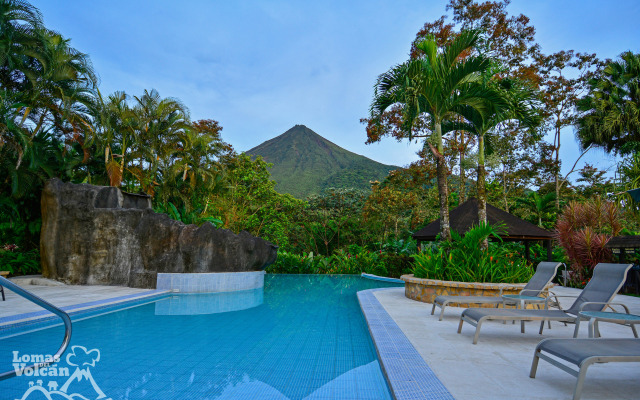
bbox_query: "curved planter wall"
[401,274,545,308]
[157,271,265,293]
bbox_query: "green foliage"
[266,249,413,278]
[411,224,533,283]
[382,237,418,255]
[293,188,369,255]
[576,51,640,156]
[515,190,557,228]
[210,153,305,248]
[0,247,40,276]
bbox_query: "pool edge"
[358,288,454,400]
[0,289,171,332]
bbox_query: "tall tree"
[516,190,556,227]
[130,89,190,195]
[369,29,501,240]
[576,51,640,156]
[535,50,602,209]
[442,77,539,229]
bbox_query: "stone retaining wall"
[401,274,550,308]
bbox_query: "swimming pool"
[0,275,402,399]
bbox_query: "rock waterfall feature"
[40,179,278,288]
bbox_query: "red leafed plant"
[555,197,622,286]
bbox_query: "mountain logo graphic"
[15,346,111,400]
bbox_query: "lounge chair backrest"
[566,263,633,314]
[522,262,562,294]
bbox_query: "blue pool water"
[0,275,402,400]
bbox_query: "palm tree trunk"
[459,133,466,203]
[435,122,451,241]
[554,125,561,210]
[502,166,509,213]
[477,134,488,251]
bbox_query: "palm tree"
[442,77,540,226]
[0,0,43,91]
[87,90,136,186]
[576,51,640,155]
[516,191,556,227]
[0,0,96,192]
[130,89,190,195]
[370,29,500,240]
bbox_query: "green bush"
[411,223,533,283]
[0,247,40,276]
[266,252,319,274]
[266,249,412,278]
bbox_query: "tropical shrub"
[266,249,413,278]
[381,237,418,255]
[555,197,622,286]
[0,246,40,276]
[411,224,533,283]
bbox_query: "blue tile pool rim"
[358,288,454,400]
[0,289,171,334]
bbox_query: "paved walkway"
[0,277,153,320]
[374,286,640,400]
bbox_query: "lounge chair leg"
[521,320,526,334]
[631,324,638,338]
[573,361,593,400]
[439,303,447,321]
[457,317,464,334]
[539,320,545,335]
[473,320,483,344]
[573,318,582,338]
[529,349,540,378]
[431,303,436,316]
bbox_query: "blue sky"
[37,0,640,182]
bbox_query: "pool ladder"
[0,276,72,381]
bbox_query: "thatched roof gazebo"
[412,198,555,261]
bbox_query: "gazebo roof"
[606,235,640,249]
[412,198,554,241]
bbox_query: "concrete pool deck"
[1,279,639,399]
[372,286,640,400]
[0,277,168,329]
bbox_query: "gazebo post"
[620,247,626,263]
[545,240,552,262]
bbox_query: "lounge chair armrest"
[519,289,541,296]
[544,294,577,310]
[578,301,631,313]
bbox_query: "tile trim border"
[358,288,454,400]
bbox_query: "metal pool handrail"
[0,276,72,381]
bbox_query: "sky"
[36,0,640,182]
